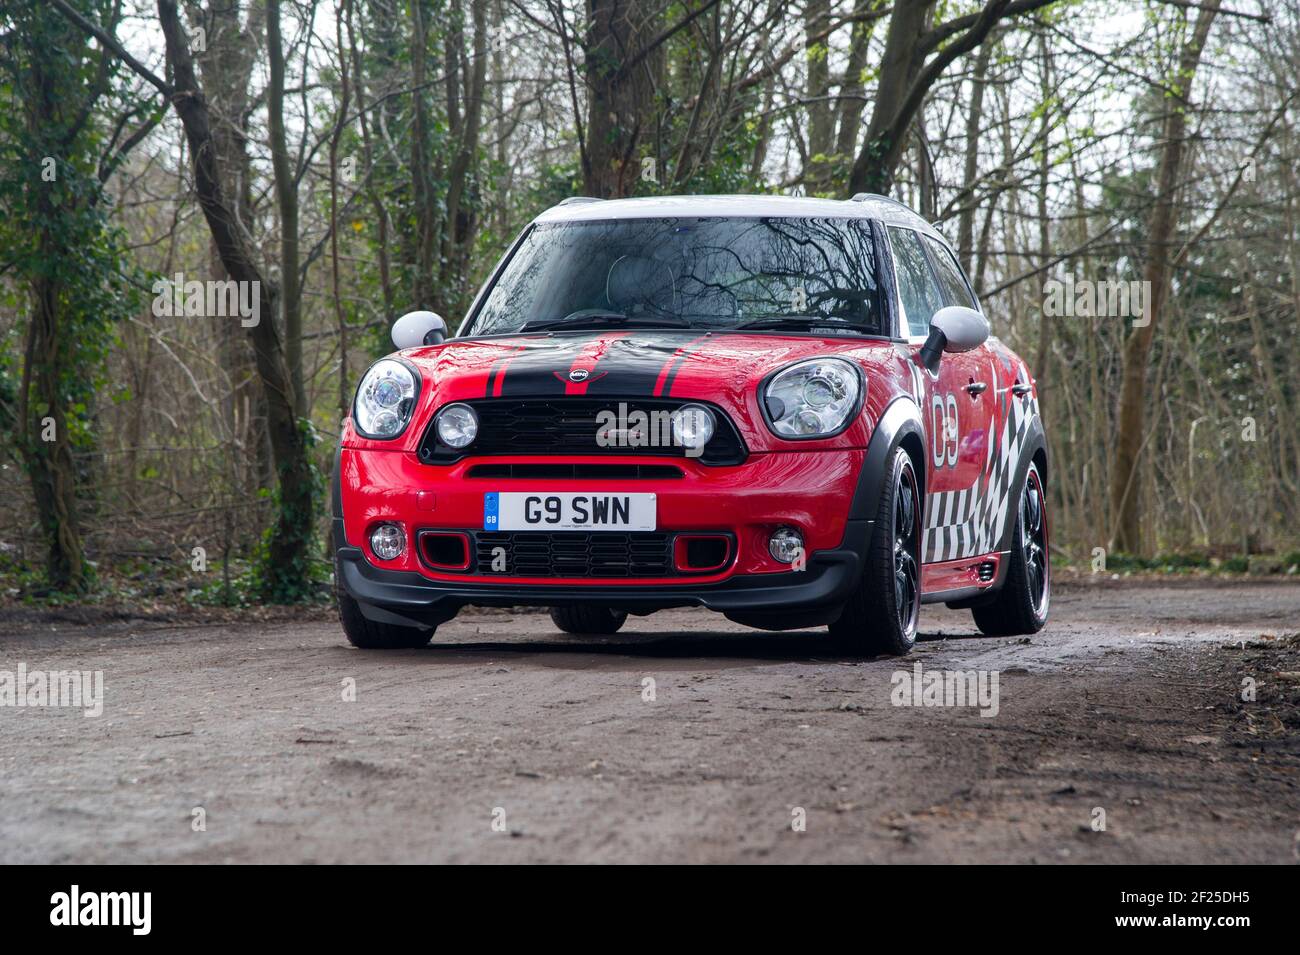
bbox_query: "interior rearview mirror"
[391,310,447,349]
[918,306,989,372]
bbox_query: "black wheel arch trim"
[331,445,349,551]
[994,418,1048,558]
[847,396,926,526]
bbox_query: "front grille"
[419,398,747,466]
[474,531,672,578]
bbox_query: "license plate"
[484,492,656,531]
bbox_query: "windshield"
[464,216,884,336]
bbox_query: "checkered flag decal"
[923,382,1039,563]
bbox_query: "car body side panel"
[917,338,1045,588]
[921,554,1004,597]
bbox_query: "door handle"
[965,381,988,397]
[1012,383,1033,397]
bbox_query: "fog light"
[769,526,804,564]
[370,523,405,561]
[436,402,479,448]
[670,404,715,450]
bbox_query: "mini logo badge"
[569,368,590,382]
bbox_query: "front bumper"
[336,532,867,629]
[333,446,873,629]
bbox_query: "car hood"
[346,330,899,453]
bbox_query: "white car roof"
[533,193,945,241]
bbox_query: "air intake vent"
[475,531,672,578]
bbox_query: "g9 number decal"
[931,393,959,469]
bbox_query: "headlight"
[435,403,479,448]
[670,404,715,452]
[761,358,862,438]
[354,359,420,438]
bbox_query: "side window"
[923,235,978,310]
[888,227,943,337]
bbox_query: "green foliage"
[189,556,329,609]
[0,0,147,591]
[0,547,101,603]
[0,325,19,451]
[1099,551,1294,575]
[252,419,326,603]
[1157,552,1213,571]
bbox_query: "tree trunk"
[438,0,488,318]
[346,0,395,325]
[1033,32,1052,417]
[846,0,1056,196]
[802,0,833,192]
[1108,0,1220,553]
[409,0,437,306]
[267,0,305,419]
[194,0,264,548]
[956,36,993,274]
[847,0,930,195]
[157,0,319,600]
[26,275,85,591]
[583,0,664,198]
[330,0,354,422]
[18,12,89,591]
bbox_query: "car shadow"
[418,626,982,663]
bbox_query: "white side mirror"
[932,306,988,353]
[918,306,988,371]
[391,310,447,349]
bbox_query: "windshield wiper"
[520,313,692,332]
[734,315,869,333]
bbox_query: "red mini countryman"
[333,194,1049,655]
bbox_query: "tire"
[549,606,628,635]
[972,461,1050,637]
[829,446,921,655]
[336,583,435,649]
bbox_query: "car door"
[886,226,994,563]
[920,233,998,561]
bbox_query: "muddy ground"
[1,579,1298,864]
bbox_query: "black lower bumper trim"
[336,521,868,627]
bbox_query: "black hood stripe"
[582,339,672,396]
[655,334,713,397]
[493,335,601,396]
[484,343,528,397]
[489,332,703,398]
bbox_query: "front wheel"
[972,461,1050,636]
[549,606,628,635]
[829,446,921,655]
[337,585,435,649]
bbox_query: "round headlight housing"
[670,404,716,452]
[355,359,420,439]
[435,403,479,449]
[762,358,862,439]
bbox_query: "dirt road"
[2,579,1298,864]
